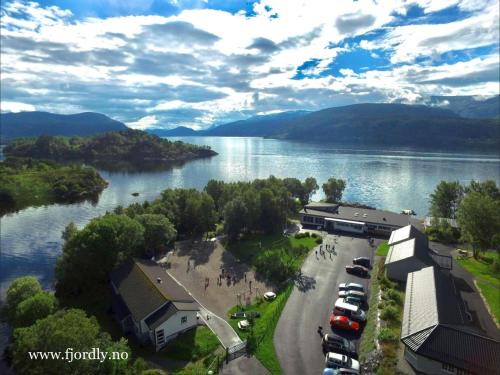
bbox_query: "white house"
[111,258,199,351]
[402,266,500,375]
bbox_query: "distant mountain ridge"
[148,126,198,137]
[1,111,127,140]
[429,95,500,119]
[157,103,499,149]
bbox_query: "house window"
[181,316,188,324]
[302,215,314,223]
[442,363,455,373]
[156,329,165,346]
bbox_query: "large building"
[299,202,415,236]
[385,225,432,281]
[402,266,500,375]
[111,258,199,351]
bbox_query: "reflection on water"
[1,136,499,297]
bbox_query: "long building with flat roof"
[299,202,416,236]
[402,266,500,375]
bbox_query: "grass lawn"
[476,281,500,323]
[376,241,389,256]
[226,233,317,269]
[228,285,293,375]
[163,326,221,362]
[358,258,381,362]
[456,252,500,288]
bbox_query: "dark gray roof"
[402,266,500,374]
[111,258,196,322]
[301,203,413,228]
[145,302,178,330]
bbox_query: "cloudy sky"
[1,0,499,130]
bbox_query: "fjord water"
[1,137,499,296]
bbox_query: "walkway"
[198,305,243,348]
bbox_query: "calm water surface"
[0,137,499,364]
[1,137,499,296]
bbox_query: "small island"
[0,158,108,215]
[4,129,217,166]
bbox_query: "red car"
[329,314,360,332]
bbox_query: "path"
[198,305,243,348]
[274,234,376,375]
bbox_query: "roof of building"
[388,224,426,246]
[301,203,413,228]
[111,258,197,323]
[385,236,431,265]
[402,266,500,373]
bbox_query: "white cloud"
[126,115,158,129]
[0,0,498,128]
[1,101,36,112]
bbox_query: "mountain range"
[1,111,127,140]
[1,96,498,149]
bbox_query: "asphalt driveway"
[274,234,376,375]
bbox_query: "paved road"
[274,234,376,375]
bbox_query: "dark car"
[352,257,370,268]
[322,333,357,357]
[345,265,369,277]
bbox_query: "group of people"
[316,242,336,259]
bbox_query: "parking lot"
[274,232,378,375]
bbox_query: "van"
[334,299,366,322]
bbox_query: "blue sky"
[1,0,498,129]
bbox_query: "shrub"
[386,289,402,304]
[311,233,318,238]
[378,328,399,343]
[315,237,323,244]
[492,257,500,273]
[380,306,399,322]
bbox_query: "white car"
[238,320,251,330]
[325,352,360,372]
[264,291,277,300]
[338,282,365,297]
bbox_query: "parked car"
[352,257,371,268]
[333,299,366,322]
[343,296,363,308]
[341,290,366,302]
[325,352,360,372]
[322,368,359,375]
[338,282,365,295]
[264,291,277,300]
[329,315,360,332]
[237,320,251,330]
[321,333,357,357]
[345,265,369,277]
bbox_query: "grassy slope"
[163,326,221,362]
[358,258,381,362]
[456,253,500,287]
[376,241,389,256]
[476,281,500,323]
[226,233,317,374]
[228,286,293,375]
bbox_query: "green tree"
[465,180,499,200]
[61,222,78,242]
[13,292,58,328]
[457,192,500,258]
[55,214,145,295]
[303,177,319,205]
[135,214,177,257]
[198,193,217,238]
[11,309,131,375]
[322,177,346,203]
[223,198,248,240]
[429,181,463,218]
[5,276,42,323]
[204,179,225,211]
[259,188,285,233]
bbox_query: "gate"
[226,341,247,363]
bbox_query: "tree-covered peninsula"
[4,129,217,165]
[0,158,108,215]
